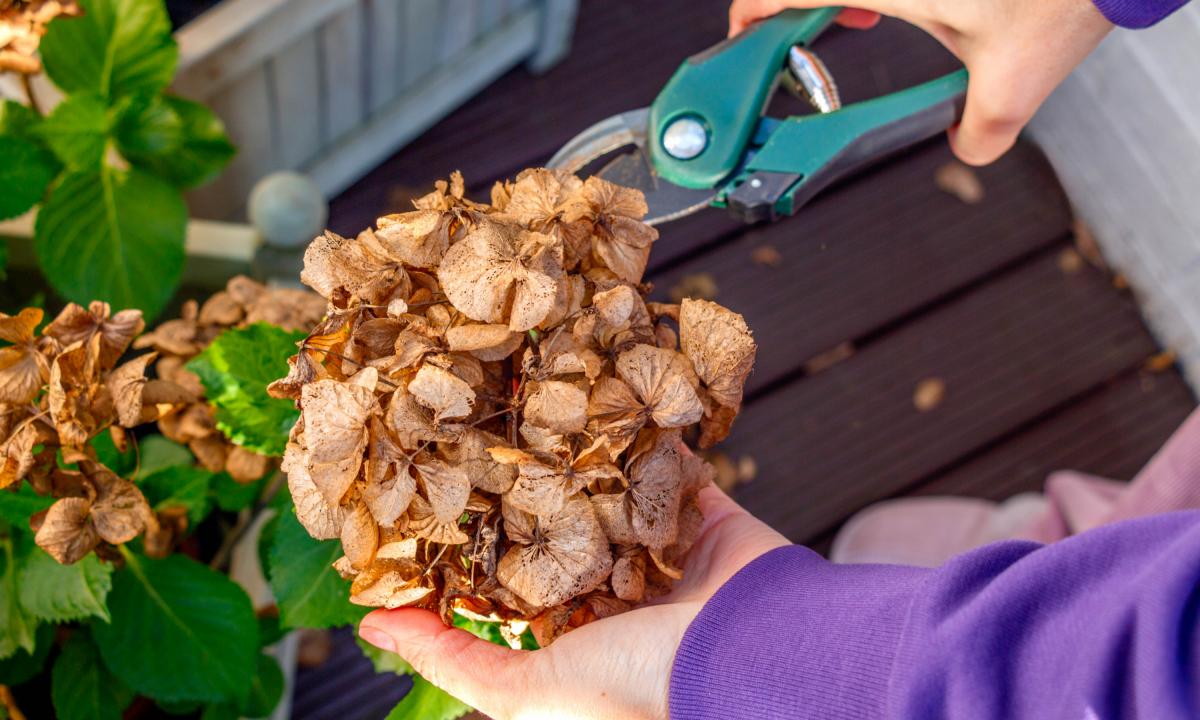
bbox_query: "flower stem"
[20,75,41,116]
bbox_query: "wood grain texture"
[726,250,1162,543]
[272,34,324,169]
[319,2,367,143]
[365,0,404,113]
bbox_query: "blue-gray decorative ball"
[248,172,328,248]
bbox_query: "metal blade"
[548,107,716,226]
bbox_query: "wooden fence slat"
[914,370,1195,502]
[725,251,1161,543]
[186,65,275,219]
[272,35,324,169]
[648,141,1072,389]
[401,0,441,91]
[320,2,368,143]
[365,0,404,113]
[439,0,478,64]
[479,0,504,30]
[174,0,357,100]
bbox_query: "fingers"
[359,608,528,717]
[729,0,892,36]
[949,58,1039,166]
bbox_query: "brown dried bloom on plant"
[0,0,82,74]
[272,170,757,644]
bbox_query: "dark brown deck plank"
[913,369,1195,501]
[726,249,1162,543]
[648,140,1071,392]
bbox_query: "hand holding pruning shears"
[730,0,1113,166]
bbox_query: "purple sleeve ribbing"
[1091,0,1189,27]
[669,511,1200,719]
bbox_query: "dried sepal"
[497,494,613,608]
[0,308,49,404]
[34,497,99,564]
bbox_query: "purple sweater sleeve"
[670,511,1200,720]
[1091,0,1189,27]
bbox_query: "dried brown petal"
[563,176,657,283]
[300,376,377,505]
[0,343,48,405]
[108,352,156,428]
[301,229,408,304]
[611,551,646,602]
[679,299,755,409]
[362,418,416,526]
[442,429,517,494]
[225,446,271,483]
[496,494,613,608]
[417,459,470,525]
[445,324,523,362]
[409,364,475,422]
[524,380,587,434]
[283,443,348,540]
[375,210,452,269]
[341,502,380,570]
[0,419,37,489]
[406,494,469,545]
[45,302,144,369]
[437,221,563,331]
[34,497,99,564]
[350,558,433,609]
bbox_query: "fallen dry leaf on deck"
[913,377,946,412]
[935,162,985,204]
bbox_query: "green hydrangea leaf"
[242,653,284,718]
[17,544,112,622]
[91,431,137,477]
[385,676,471,720]
[34,93,111,171]
[126,95,235,189]
[0,485,54,527]
[0,136,59,221]
[139,465,215,526]
[0,622,53,686]
[213,472,265,513]
[0,240,6,282]
[113,94,182,159]
[35,166,186,321]
[93,551,258,704]
[40,0,178,101]
[136,436,193,479]
[51,630,134,720]
[0,532,38,659]
[0,99,41,136]
[187,324,306,457]
[268,508,366,630]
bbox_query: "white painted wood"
[305,6,541,198]
[479,0,504,31]
[174,0,356,100]
[365,0,404,113]
[401,0,442,90]
[1027,5,1200,389]
[439,0,478,64]
[528,0,578,73]
[0,212,259,262]
[319,2,367,143]
[188,65,276,220]
[270,35,323,170]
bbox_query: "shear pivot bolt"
[663,117,707,160]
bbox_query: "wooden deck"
[295,1,1197,717]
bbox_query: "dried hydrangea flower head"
[0,0,81,74]
[274,169,757,644]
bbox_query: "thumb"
[949,60,1038,166]
[359,608,528,716]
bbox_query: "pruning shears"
[548,7,968,224]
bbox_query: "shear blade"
[548,108,716,226]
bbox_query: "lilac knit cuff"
[1090,0,1189,27]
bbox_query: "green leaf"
[40,0,178,101]
[0,136,59,221]
[93,551,258,704]
[0,485,54,527]
[187,324,306,457]
[113,94,182,159]
[34,93,111,171]
[139,465,215,526]
[357,634,414,675]
[52,630,134,720]
[18,545,112,622]
[385,676,471,720]
[268,509,365,630]
[0,100,40,137]
[0,533,38,659]
[0,240,6,282]
[242,653,284,718]
[0,622,53,686]
[213,472,265,513]
[136,436,193,479]
[256,614,284,647]
[125,96,234,189]
[157,700,203,716]
[91,431,137,477]
[35,166,186,320]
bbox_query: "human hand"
[729,0,1113,165]
[358,484,790,720]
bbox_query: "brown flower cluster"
[134,276,325,482]
[0,0,81,74]
[0,277,325,565]
[271,170,756,644]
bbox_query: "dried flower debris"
[0,277,325,564]
[272,169,757,643]
[934,161,985,205]
[0,0,81,74]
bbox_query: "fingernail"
[359,625,397,654]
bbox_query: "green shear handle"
[648,7,968,220]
